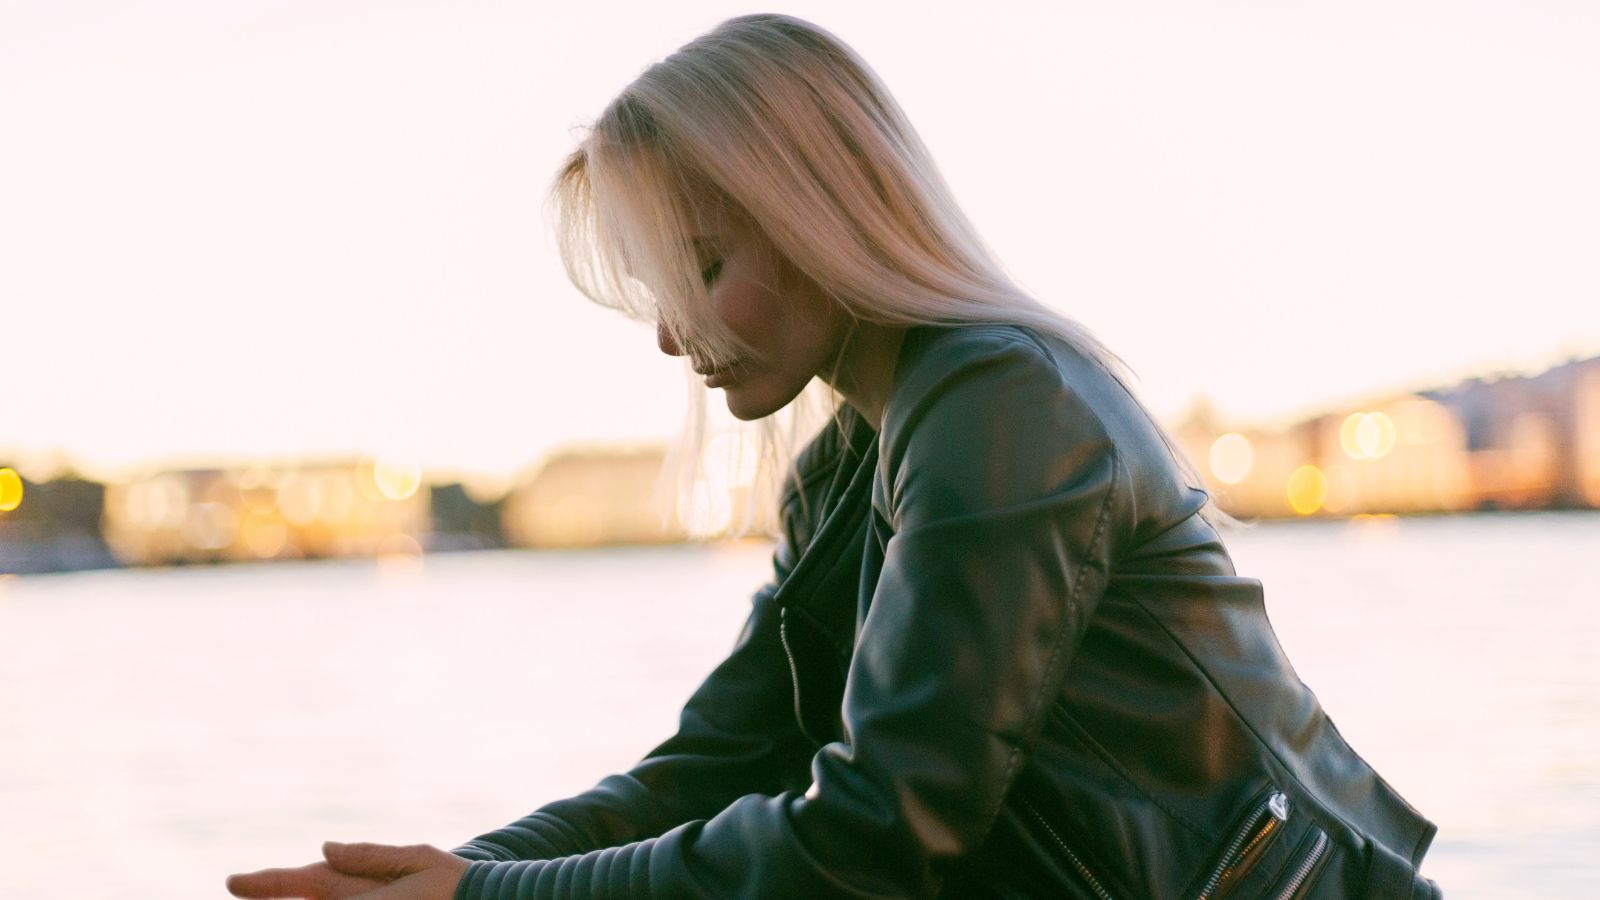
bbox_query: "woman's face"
[657,196,853,420]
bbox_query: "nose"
[656,321,685,357]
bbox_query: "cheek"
[719,286,770,337]
[711,277,783,355]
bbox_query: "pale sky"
[3,0,1597,484]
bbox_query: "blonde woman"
[228,14,1439,899]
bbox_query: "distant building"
[1421,355,1600,510]
[1578,365,1600,506]
[428,482,506,551]
[0,468,120,574]
[502,445,688,549]
[500,441,778,549]
[1176,354,1600,518]
[101,459,430,566]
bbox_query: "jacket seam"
[977,450,1122,853]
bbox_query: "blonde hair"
[550,13,1239,535]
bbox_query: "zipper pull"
[1268,791,1290,822]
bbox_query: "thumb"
[321,841,429,879]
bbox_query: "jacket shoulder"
[884,322,1119,457]
[880,323,1130,533]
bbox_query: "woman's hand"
[226,841,470,900]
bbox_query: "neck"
[821,322,908,431]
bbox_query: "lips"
[694,358,745,386]
[703,366,739,388]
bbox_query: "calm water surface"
[0,512,1595,898]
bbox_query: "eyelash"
[700,260,723,286]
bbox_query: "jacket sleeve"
[451,487,821,864]
[453,334,1129,899]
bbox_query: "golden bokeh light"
[116,477,190,530]
[183,501,238,550]
[239,512,288,559]
[0,468,23,512]
[318,474,356,523]
[1286,465,1327,515]
[234,466,282,514]
[372,453,422,501]
[277,475,322,526]
[1340,411,1398,460]
[1207,433,1255,484]
[1346,512,1401,542]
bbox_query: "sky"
[3,0,1597,485]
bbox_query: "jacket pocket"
[1266,825,1332,900]
[1194,789,1339,900]
[1190,785,1292,900]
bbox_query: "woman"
[228,13,1439,899]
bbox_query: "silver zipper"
[1193,790,1290,900]
[1272,831,1329,900]
[776,615,813,742]
[1017,795,1115,900]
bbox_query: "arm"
[452,454,834,864]
[452,578,817,862]
[452,334,1130,899]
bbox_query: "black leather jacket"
[453,323,1440,899]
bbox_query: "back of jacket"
[451,322,1439,900]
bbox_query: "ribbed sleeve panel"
[450,773,677,864]
[454,834,663,900]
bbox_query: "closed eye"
[700,259,723,287]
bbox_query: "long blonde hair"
[549,13,1237,535]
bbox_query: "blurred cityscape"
[2,353,1597,575]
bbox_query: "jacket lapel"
[774,405,879,744]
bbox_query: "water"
[0,512,1595,898]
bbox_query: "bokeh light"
[1340,411,1398,460]
[1286,465,1327,515]
[277,475,323,526]
[234,466,282,514]
[183,501,238,550]
[1208,433,1255,484]
[371,453,422,501]
[238,512,288,559]
[1346,511,1401,542]
[318,474,356,523]
[0,467,23,511]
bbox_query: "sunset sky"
[3,0,1597,485]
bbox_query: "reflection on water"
[0,512,1595,898]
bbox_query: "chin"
[722,382,793,421]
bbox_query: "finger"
[225,865,320,898]
[227,861,389,900]
[322,841,431,880]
